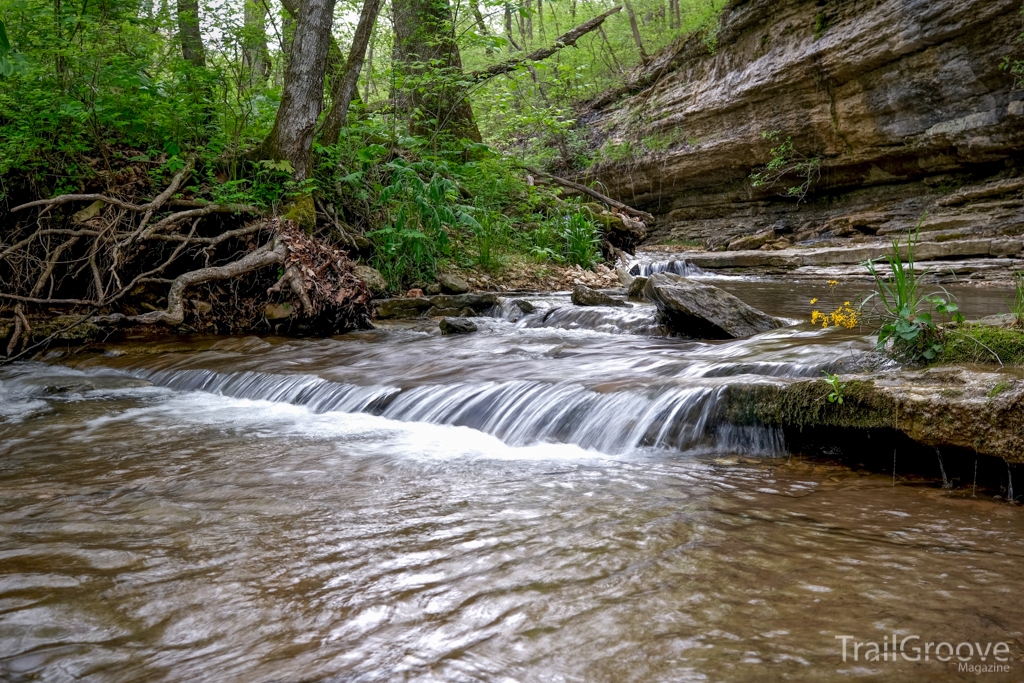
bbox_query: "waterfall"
[630,259,705,278]
[134,368,785,457]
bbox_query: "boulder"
[513,299,536,314]
[642,273,783,339]
[571,285,630,307]
[353,265,389,295]
[728,228,776,251]
[438,273,471,294]
[425,283,442,295]
[627,276,649,300]
[430,293,499,313]
[439,317,478,335]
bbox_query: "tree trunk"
[320,0,383,145]
[258,0,336,179]
[176,0,206,67]
[365,39,376,96]
[392,0,481,143]
[504,4,517,48]
[242,0,271,84]
[623,0,648,62]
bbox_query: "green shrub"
[863,223,963,363]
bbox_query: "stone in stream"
[376,293,499,319]
[513,299,536,314]
[438,273,471,294]
[571,285,630,307]
[642,273,783,339]
[439,317,478,335]
[627,276,649,300]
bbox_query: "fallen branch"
[468,7,622,83]
[524,166,655,222]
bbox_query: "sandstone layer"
[581,0,1024,247]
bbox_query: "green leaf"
[0,19,11,53]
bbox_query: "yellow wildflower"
[810,298,818,304]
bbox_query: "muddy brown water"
[1,276,1022,682]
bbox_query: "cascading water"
[629,258,705,277]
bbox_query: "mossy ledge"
[719,368,1024,464]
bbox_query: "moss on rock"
[283,195,317,233]
[938,321,1024,366]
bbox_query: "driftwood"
[525,166,656,222]
[468,7,623,83]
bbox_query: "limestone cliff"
[581,0,1024,248]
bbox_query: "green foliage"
[0,0,281,190]
[1000,5,1024,87]
[557,206,602,269]
[749,130,821,202]
[472,212,512,271]
[1010,271,1024,322]
[822,371,847,404]
[863,223,964,363]
[368,159,480,288]
[813,12,828,41]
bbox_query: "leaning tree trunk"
[176,0,206,67]
[257,0,336,179]
[320,0,384,145]
[393,0,482,143]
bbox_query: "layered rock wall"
[583,0,1024,247]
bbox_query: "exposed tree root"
[2,176,374,358]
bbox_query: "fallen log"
[468,7,623,83]
[525,166,655,222]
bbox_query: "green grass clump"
[938,324,1024,366]
[987,381,1012,398]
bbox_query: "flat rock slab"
[681,237,1024,270]
[720,367,1024,463]
[571,285,630,307]
[643,273,784,339]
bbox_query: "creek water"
[1,276,1023,682]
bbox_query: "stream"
[2,274,1023,681]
